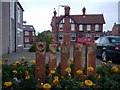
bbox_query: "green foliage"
[2,59,120,89]
[29,30,54,52]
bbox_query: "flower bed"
[1,57,120,90]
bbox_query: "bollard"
[60,42,70,76]
[73,43,83,78]
[48,44,57,71]
[86,43,96,76]
[36,42,46,84]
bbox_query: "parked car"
[94,36,120,61]
[77,37,94,44]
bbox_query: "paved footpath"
[2,48,118,66]
[2,49,36,64]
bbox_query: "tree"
[29,30,54,52]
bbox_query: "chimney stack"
[82,7,86,17]
[53,8,57,17]
[64,6,70,15]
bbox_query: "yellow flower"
[4,58,8,62]
[0,61,4,65]
[50,70,55,75]
[4,82,12,87]
[65,67,71,73]
[12,70,17,74]
[43,83,51,90]
[80,82,84,86]
[53,76,59,85]
[15,61,21,65]
[76,70,83,75]
[87,67,94,72]
[21,56,26,61]
[70,58,74,63]
[102,61,106,65]
[25,75,30,79]
[0,69,2,73]
[85,80,93,87]
[82,75,87,80]
[30,60,36,64]
[111,66,118,73]
[107,60,112,64]
[95,73,100,79]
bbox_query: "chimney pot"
[64,6,70,15]
[82,7,86,16]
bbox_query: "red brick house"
[23,25,36,47]
[51,6,105,44]
[112,23,120,36]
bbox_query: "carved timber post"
[86,43,96,76]
[36,42,46,84]
[61,42,70,76]
[48,44,57,71]
[73,43,83,78]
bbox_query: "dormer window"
[60,18,65,24]
[70,18,74,23]
[59,24,63,31]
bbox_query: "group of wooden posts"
[36,42,96,84]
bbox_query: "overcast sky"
[19,0,119,34]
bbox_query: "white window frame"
[70,18,74,23]
[58,35,64,41]
[60,19,65,23]
[25,31,29,36]
[95,24,99,31]
[87,25,91,31]
[25,37,29,42]
[59,24,63,31]
[70,34,76,41]
[32,32,35,36]
[10,0,14,19]
[17,5,20,23]
[71,24,75,31]
[79,24,83,31]
[17,28,23,47]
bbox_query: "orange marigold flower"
[25,75,30,79]
[95,73,100,79]
[85,80,93,87]
[87,67,94,72]
[12,70,17,74]
[80,82,84,86]
[21,56,26,61]
[102,61,106,65]
[76,70,83,75]
[4,82,12,87]
[50,70,55,75]
[111,66,118,73]
[4,58,8,62]
[65,67,71,73]
[30,60,36,64]
[107,60,112,64]
[53,77,59,85]
[43,83,51,90]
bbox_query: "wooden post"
[61,42,70,76]
[86,43,96,76]
[73,43,83,78]
[36,42,46,84]
[48,44,57,71]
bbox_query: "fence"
[36,42,96,84]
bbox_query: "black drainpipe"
[14,1,16,52]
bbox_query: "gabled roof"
[55,14,105,24]
[113,24,120,29]
[23,25,35,31]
